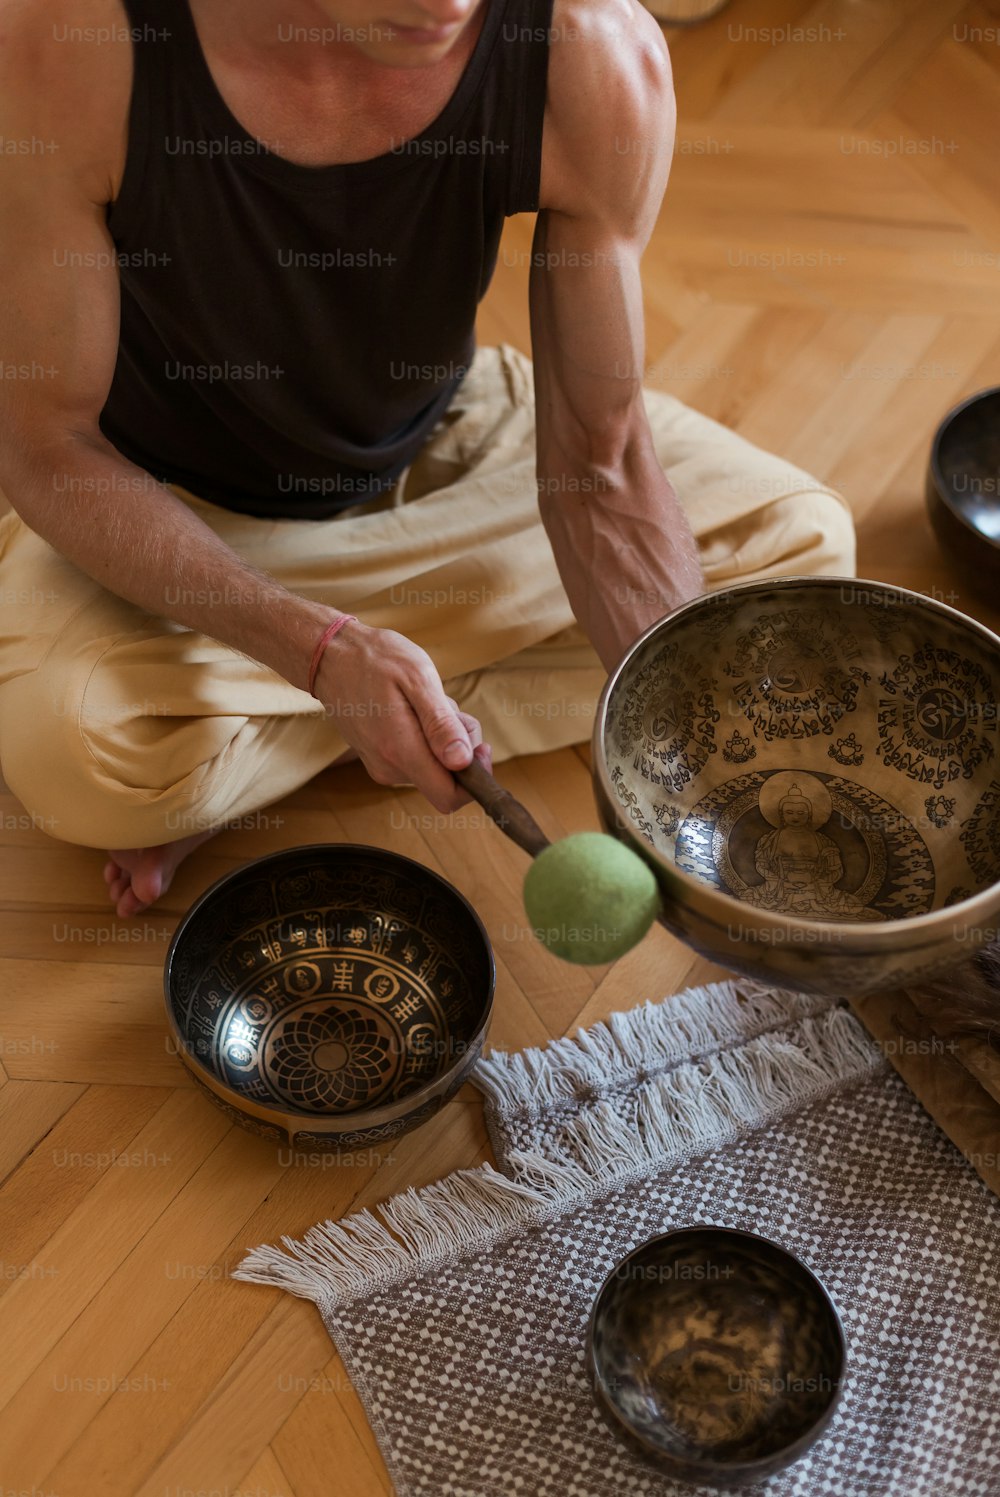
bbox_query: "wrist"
[307,612,359,698]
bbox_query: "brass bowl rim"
[592,573,1000,947]
[928,384,1000,553]
[585,1223,846,1479]
[162,840,496,1129]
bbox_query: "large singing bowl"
[164,844,495,1151]
[593,576,1000,996]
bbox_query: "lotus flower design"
[266,1004,396,1110]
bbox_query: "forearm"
[6,432,333,692]
[537,431,705,674]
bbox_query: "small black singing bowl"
[164,844,495,1152]
[587,1227,846,1488]
[926,385,1000,599]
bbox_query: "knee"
[0,656,333,850]
[0,672,124,846]
[794,489,857,577]
[0,661,202,847]
[716,486,857,586]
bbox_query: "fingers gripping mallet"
[455,760,663,965]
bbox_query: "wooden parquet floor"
[2,2,999,1492]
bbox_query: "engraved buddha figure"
[744,783,879,920]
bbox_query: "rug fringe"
[233,1005,882,1308]
[230,1162,575,1304]
[542,1007,881,1177]
[473,978,831,1115]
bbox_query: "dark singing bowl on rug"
[587,1227,845,1488]
[164,844,495,1152]
[926,386,1000,600]
[593,575,1000,996]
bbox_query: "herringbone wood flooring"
[1,3,999,1492]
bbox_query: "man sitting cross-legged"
[0,0,855,917]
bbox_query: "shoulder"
[539,0,675,221]
[0,0,132,204]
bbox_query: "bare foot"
[102,750,362,918]
[103,828,219,917]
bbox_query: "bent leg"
[639,383,857,584]
[442,349,857,761]
[0,505,349,847]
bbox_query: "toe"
[108,872,130,904]
[128,859,165,909]
[118,885,149,918]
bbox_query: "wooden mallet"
[454,759,664,964]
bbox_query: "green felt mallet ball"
[522,831,663,965]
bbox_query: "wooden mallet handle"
[454,760,552,859]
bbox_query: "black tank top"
[99,0,553,518]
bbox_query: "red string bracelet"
[307,613,358,699]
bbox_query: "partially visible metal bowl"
[164,844,495,1151]
[926,386,1000,600]
[587,1227,845,1488]
[593,576,1000,996]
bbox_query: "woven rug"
[234,981,1000,1496]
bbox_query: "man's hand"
[314,621,492,814]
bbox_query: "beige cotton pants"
[0,344,855,849]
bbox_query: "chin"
[361,40,457,64]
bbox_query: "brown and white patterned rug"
[234,981,1000,1496]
